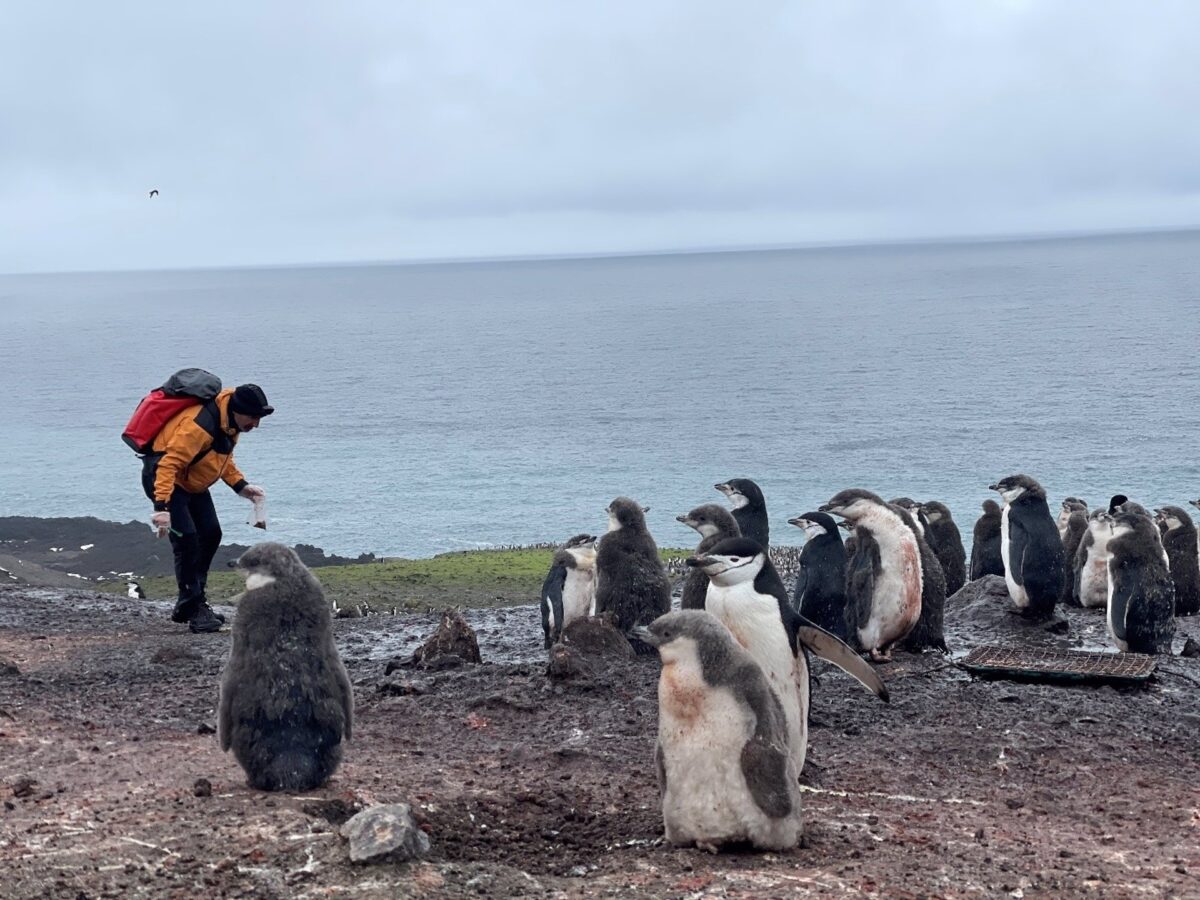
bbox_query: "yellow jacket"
[150,388,249,508]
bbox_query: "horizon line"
[4,221,1199,279]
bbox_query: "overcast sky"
[3,1,1199,273]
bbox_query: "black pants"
[165,488,223,602]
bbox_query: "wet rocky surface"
[1,581,1198,898]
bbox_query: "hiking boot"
[188,604,224,634]
[171,595,201,624]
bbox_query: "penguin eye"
[730,557,741,563]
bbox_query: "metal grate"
[959,644,1157,684]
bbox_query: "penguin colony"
[208,472,1193,857]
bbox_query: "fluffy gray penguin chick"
[218,542,354,792]
[635,609,803,852]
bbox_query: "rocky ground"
[1,579,1199,899]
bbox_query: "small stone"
[1005,799,1024,810]
[341,803,431,863]
[1181,638,1200,658]
[12,777,37,798]
[196,722,216,735]
[0,656,19,676]
[568,865,588,877]
[193,778,212,798]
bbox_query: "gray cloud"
[3,0,1199,272]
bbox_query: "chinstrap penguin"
[819,489,922,661]
[218,543,353,792]
[919,501,967,597]
[787,512,849,641]
[989,475,1064,620]
[126,580,145,599]
[634,610,804,852]
[540,534,598,648]
[688,537,888,777]
[715,478,770,550]
[970,499,1005,580]
[594,498,671,653]
[1156,506,1200,616]
[1106,510,1176,654]
[676,503,741,610]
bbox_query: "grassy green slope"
[98,546,693,612]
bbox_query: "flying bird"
[149,189,159,198]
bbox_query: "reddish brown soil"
[1,583,1198,899]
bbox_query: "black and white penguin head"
[714,478,764,510]
[1086,507,1114,535]
[686,536,766,586]
[787,511,837,541]
[988,474,1045,504]
[229,541,306,589]
[632,609,731,667]
[818,488,887,522]
[837,519,854,532]
[1154,506,1189,533]
[1189,498,1200,513]
[676,503,738,539]
[606,497,649,533]
[563,533,597,550]
[1108,509,1155,542]
[920,501,952,524]
[1061,497,1088,515]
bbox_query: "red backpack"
[122,368,222,455]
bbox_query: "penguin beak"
[630,625,661,647]
[816,502,838,514]
[988,483,1000,492]
[714,482,730,493]
[675,514,692,525]
[787,517,808,528]
[686,555,715,569]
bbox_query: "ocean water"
[2,231,1199,559]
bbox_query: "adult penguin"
[989,475,1064,620]
[715,478,770,549]
[818,489,922,660]
[787,511,849,640]
[688,538,888,775]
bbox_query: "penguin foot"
[695,841,720,855]
[869,648,892,663]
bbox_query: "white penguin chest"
[855,511,922,648]
[561,569,596,624]
[1000,507,1028,606]
[1080,538,1111,608]
[703,582,808,767]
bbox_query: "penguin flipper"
[541,564,567,642]
[795,621,889,703]
[1108,570,1131,645]
[740,737,794,819]
[1008,517,1029,588]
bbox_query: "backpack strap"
[188,399,233,467]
